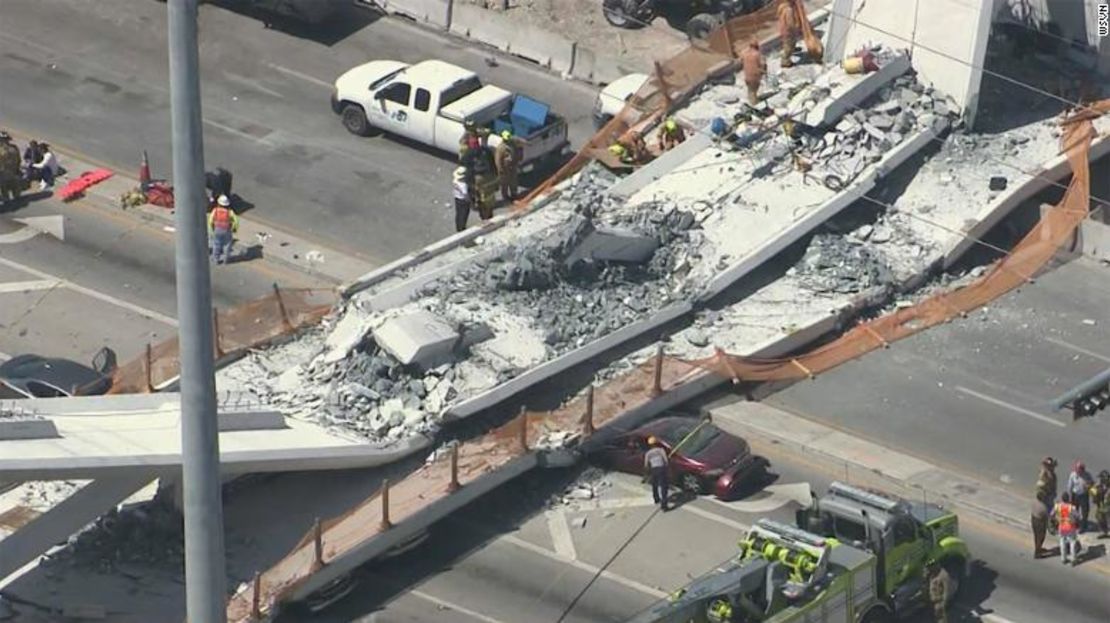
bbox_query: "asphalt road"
[0,188,319,367]
[276,429,1110,623]
[5,413,1105,622]
[0,0,598,266]
[766,256,1110,497]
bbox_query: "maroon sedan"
[591,416,769,499]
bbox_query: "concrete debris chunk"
[372,310,460,369]
[571,516,588,529]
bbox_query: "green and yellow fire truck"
[627,483,970,623]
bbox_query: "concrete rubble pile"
[806,72,949,188]
[218,185,707,445]
[425,200,704,353]
[41,502,184,574]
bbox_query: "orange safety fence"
[109,287,336,394]
[227,352,704,621]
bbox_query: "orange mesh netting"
[109,288,335,393]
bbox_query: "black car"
[0,348,116,399]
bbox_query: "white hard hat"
[217,195,230,207]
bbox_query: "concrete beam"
[444,301,694,420]
[607,133,714,199]
[0,473,153,582]
[804,54,911,128]
[699,119,946,304]
[943,132,1110,268]
[341,193,561,298]
[283,452,540,605]
[0,419,58,441]
[0,435,430,482]
[364,248,501,312]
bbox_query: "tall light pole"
[167,1,227,620]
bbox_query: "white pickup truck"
[332,60,569,170]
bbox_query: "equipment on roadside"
[629,483,972,623]
[627,518,888,623]
[58,169,114,202]
[798,482,970,617]
[602,0,767,41]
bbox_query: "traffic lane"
[292,467,802,623]
[0,197,319,363]
[737,432,1110,623]
[0,0,597,263]
[766,257,1110,493]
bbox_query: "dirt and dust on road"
[459,0,828,76]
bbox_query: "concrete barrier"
[366,0,453,29]
[569,44,635,85]
[449,4,575,73]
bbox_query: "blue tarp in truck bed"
[493,95,550,137]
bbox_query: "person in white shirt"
[32,144,60,190]
[643,436,670,511]
[452,167,471,232]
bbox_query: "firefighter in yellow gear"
[926,560,950,623]
[656,116,686,152]
[608,130,647,165]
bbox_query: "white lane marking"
[224,72,286,99]
[500,534,667,598]
[0,256,178,327]
[545,510,578,560]
[267,63,333,89]
[1044,336,1110,363]
[0,280,60,294]
[679,503,751,532]
[409,589,508,623]
[612,478,751,530]
[980,614,1021,623]
[202,118,274,146]
[955,386,1066,428]
[0,227,40,245]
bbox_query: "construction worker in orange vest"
[207,194,240,265]
[777,0,802,67]
[1052,491,1080,565]
[740,40,767,106]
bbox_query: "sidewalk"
[709,399,1110,575]
[6,131,377,285]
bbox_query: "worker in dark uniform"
[0,131,22,207]
[1031,493,1050,558]
[1092,470,1110,537]
[462,130,497,222]
[926,560,949,623]
[494,130,521,203]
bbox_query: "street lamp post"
[167,1,227,621]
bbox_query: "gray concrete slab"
[0,393,429,480]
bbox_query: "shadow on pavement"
[207,1,381,46]
[276,465,587,621]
